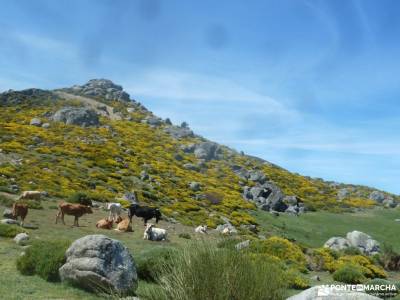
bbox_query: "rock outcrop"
[64,79,131,102]
[324,231,380,255]
[53,107,99,127]
[59,235,138,295]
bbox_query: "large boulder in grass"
[346,231,380,256]
[59,235,137,295]
[53,107,99,127]
[324,237,351,252]
[287,285,380,300]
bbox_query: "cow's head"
[115,216,123,224]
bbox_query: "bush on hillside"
[365,278,399,298]
[0,223,25,237]
[16,239,70,282]
[178,233,191,239]
[343,246,362,256]
[333,264,366,284]
[136,247,178,282]
[145,242,287,300]
[0,194,14,207]
[250,236,307,270]
[68,192,92,206]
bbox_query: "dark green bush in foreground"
[141,242,287,300]
[333,264,366,284]
[136,247,177,282]
[0,223,24,237]
[16,239,70,282]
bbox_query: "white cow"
[195,225,208,234]
[143,223,167,241]
[19,191,42,201]
[107,203,122,222]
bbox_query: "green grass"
[254,207,400,251]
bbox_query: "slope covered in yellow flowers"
[0,83,398,230]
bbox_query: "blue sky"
[0,0,399,194]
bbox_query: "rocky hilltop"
[0,79,398,229]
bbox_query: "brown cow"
[115,215,123,224]
[56,202,93,226]
[96,218,113,229]
[115,218,132,232]
[12,203,28,225]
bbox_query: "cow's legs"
[74,216,79,227]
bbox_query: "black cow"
[128,204,162,225]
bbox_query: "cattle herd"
[9,190,170,241]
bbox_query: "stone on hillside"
[324,237,351,252]
[1,219,18,225]
[235,240,250,250]
[287,285,380,300]
[346,231,380,255]
[189,182,201,191]
[369,191,386,203]
[194,142,222,161]
[30,118,42,126]
[53,107,99,127]
[14,233,29,245]
[164,126,194,139]
[127,107,135,113]
[183,163,199,171]
[75,79,130,102]
[59,235,137,295]
[216,217,237,234]
[3,208,14,219]
[142,116,162,126]
[248,170,267,184]
[41,123,50,128]
[243,182,286,212]
[383,198,396,208]
[180,143,195,153]
[337,188,349,201]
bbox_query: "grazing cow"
[56,202,93,226]
[195,225,208,234]
[107,203,122,222]
[143,223,167,241]
[115,218,132,232]
[12,203,28,225]
[128,204,161,225]
[19,191,42,201]
[96,218,113,229]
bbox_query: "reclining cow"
[56,202,93,226]
[115,218,132,232]
[127,204,161,225]
[12,202,28,226]
[143,223,167,241]
[96,218,113,229]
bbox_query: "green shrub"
[178,233,191,239]
[136,247,178,282]
[68,192,92,206]
[0,223,25,237]
[343,246,362,256]
[20,200,43,210]
[365,279,398,298]
[16,239,70,282]
[333,264,366,284]
[0,194,14,207]
[148,242,287,300]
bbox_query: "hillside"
[0,79,398,230]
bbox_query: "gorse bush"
[144,242,287,300]
[68,191,92,206]
[178,233,191,239]
[16,239,70,282]
[333,264,366,284]
[0,223,25,237]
